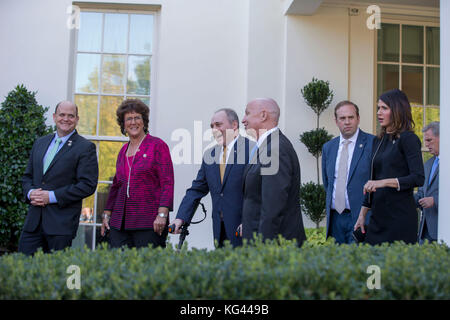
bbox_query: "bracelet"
[102,213,111,220]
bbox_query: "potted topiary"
[299,78,334,228]
[0,85,53,253]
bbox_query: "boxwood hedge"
[0,233,448,299]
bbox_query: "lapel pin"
[359,144,363,148]
[143,154,147,158]
[68,140,72,147]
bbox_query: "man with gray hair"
[171,108,253,248]
[414,121,440,244]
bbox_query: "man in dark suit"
[322,101,374,244]
[240,98,306,246]
[19,101,98,255]
[171,108,252,248]
[415,121,439,244]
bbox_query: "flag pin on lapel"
[68,140,72,147]
[359,144,363,148]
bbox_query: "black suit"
[19,131,98,254]
[242,129,306,246]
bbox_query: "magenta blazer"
[105,134,174,230]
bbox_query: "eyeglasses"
[125,116,143,123]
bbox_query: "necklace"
[126,134,146,198]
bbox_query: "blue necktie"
[43,138,62,174]
[249,144,258,163]
[428,157,439,185]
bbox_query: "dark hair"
[215,108,239,128]
[334,100,359,118]
[116,99,150,135]
[378,89,414,138]
[55,101,78,116]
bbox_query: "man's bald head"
[247,98,280,124]
[242,98,280,139]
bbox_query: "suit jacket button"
[221,193,223,197]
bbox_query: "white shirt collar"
[339,128,359,145]
[257,127,279,147]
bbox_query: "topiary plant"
[0,84,53,252]
[299,78,334,228]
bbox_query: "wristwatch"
[158,212,168,218]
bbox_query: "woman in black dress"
[354,89,425,245]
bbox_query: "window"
[376,22,439,161]
[71,10,156,249]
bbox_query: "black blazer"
[242,129,306,246]
[22,131,99,237]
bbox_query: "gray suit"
[414,156,439,241]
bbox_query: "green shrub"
[0,85,53,251]
[0,237,448,299]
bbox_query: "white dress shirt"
[331,128,360,210]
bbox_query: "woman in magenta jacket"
[101,99,174,248]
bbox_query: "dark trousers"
[217,220,229,248]
[110,227,168,249]
[419,223,437,245]
[18,220,73,256]
[330,209,355,244]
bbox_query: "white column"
[438,0,450,245]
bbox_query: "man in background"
[415,121,440,244]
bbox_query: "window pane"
[75,53,100,93]
[96,184,112,223]
[411,106,424,144]
[81,193,95,224]
[426,67,440,106]
[72,225,93,249]
[99,141,125,181]
[101,54,126,94]
[377,64,399,98]
[103,13,128,53]
[127,56,151,95]
[425,107,439,124]
[426,27,440,65]
[402,25,423,64]
[402,66,423,105]
[74,94,97,135]
[78,12,102,52]
[129,14,153,54]
[378,23,399,62]
[99,96,124,136]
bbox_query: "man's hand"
[30,189,49,207]
[169,218,184,234]
[418,197,434,209]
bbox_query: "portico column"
[438,0,449,245]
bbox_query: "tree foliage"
[0,85,53,251]
[299,78,334,228]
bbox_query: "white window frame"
[374,19,440,148]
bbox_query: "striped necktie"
[43,138,62,174]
